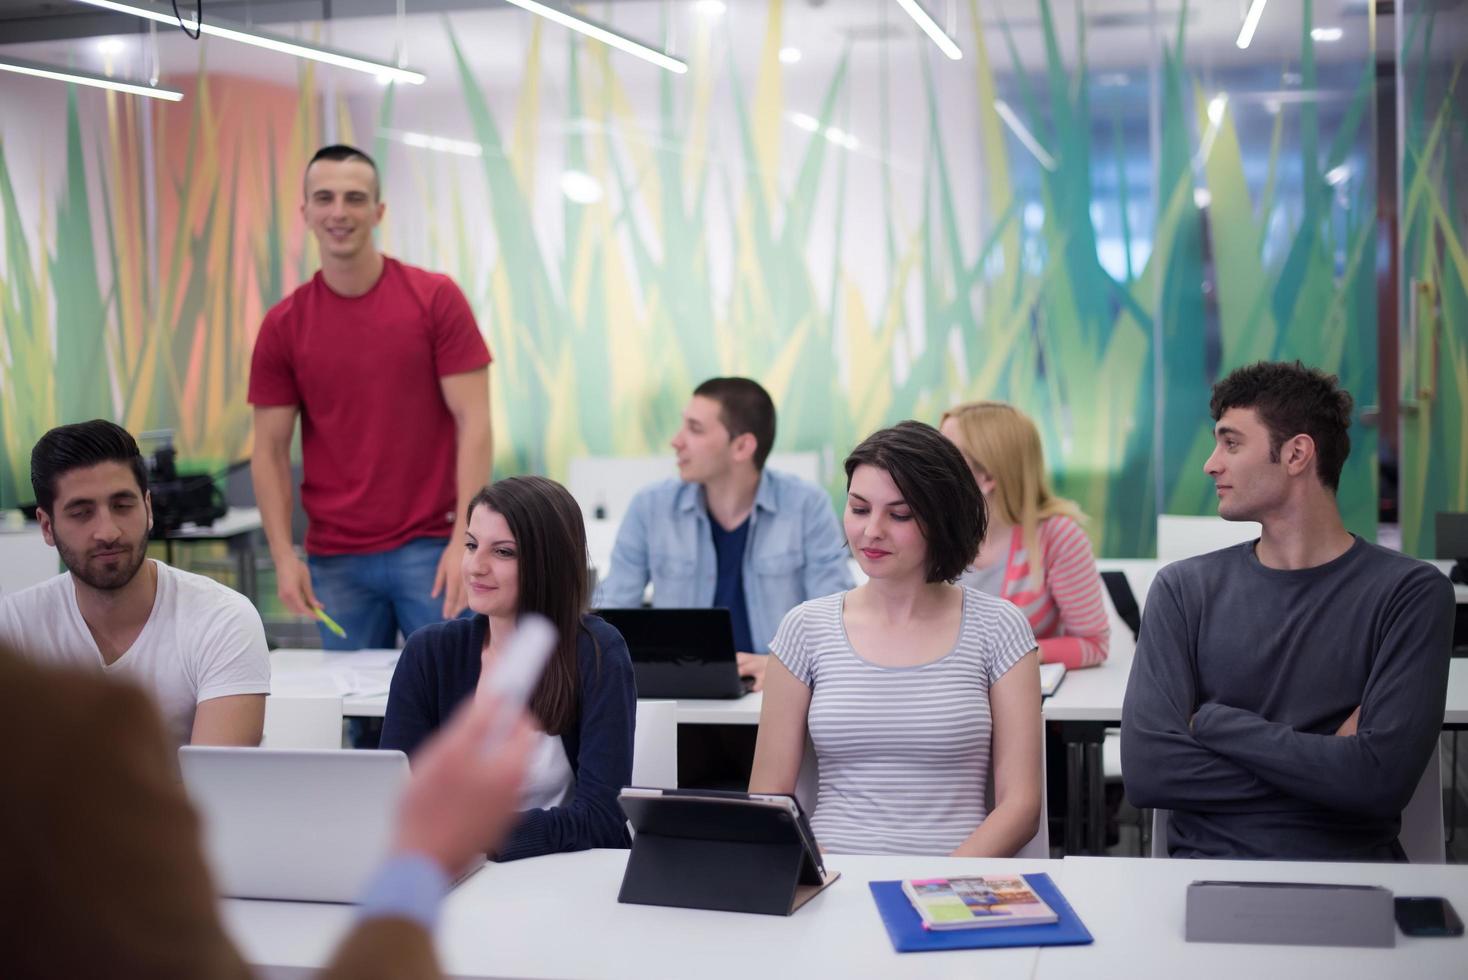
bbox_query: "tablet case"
[1185,880,1395,948]
[618,792,840,915]
[869,873,1094,952]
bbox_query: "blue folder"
[868,873,1093,953]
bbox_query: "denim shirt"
[594,469,854,653]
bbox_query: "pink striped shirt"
[964,516,1110,670]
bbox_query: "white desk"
[268,648,765,726]
[222,849,1055,979]
[1035,855,1468,979]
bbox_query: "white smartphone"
[478,613,557,752]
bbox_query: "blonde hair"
[940,401,1085,589]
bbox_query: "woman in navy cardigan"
[381,476,636,861]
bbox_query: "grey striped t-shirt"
[771,587,1037,855]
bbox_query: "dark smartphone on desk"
[1395,897,1464,937]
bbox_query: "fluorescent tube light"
[1235,0,1269,49]
[894,0,962,60]
[500,0,687,74]
[71,0,425,84]
[1311,26,1343,42]
[0,55,183,100]
[993,100,1057,171]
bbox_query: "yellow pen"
[314,607,347,639]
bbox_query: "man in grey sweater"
[1122,361,1455,860]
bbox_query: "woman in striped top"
[939,402,1110,670]
[750,422,1042,857]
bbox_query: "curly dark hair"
[1209,360,1353,492]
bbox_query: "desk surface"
[269,648,766,725]
[165,506,263,540]
[222,849,1053,980]
[1034,855,1468,980]
[222,849,1468,980]
[1041,644,1468,728]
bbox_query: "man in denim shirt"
[596,378,853,691]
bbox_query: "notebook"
[1039,662,1066,697]
[869,873,1093,952]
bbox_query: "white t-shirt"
[520,732,574,811]
[0,560,271,748]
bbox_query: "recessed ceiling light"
[560,169,604,204]
[790,112,820,133]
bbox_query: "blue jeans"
[308,537,448,650]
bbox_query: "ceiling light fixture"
[71,0,425,84]
[0,55,183,100]
[1235,0,1269,49]
[894,0,962,60]
[501,0,687,74]
[1311,26,1344,42]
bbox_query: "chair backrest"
[1157,514,1262,562]
[1152,740,1446,861]
[631,700,678,788]
[1399,738,1446,863]
[262,696,344,750]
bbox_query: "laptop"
[597,607,754,699]
[179,746,483,903]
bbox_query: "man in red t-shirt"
[249,145,492,653]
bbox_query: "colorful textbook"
[901,875,1058,931]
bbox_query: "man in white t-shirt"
[0,420,269,748]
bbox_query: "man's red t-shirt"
[248,257,492,556]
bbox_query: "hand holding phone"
[477,613,557,753]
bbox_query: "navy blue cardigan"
[381,613,636,861]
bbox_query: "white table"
[1034,855,1468,979]
[268,648,765,726]
[222,849,1056,980]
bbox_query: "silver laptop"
[180,746,472,903]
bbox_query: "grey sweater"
[1121,535,1454,860]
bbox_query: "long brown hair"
[469,476,593,736]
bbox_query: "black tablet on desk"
[617,788,839,915]
[596,608,753,699]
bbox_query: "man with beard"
[0,420,269,748]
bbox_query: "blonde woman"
[939,402,1109,669]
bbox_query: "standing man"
[0,421,269,748]
[250,145,493,652]
[1121,361,1454,860]
[596,377,853,692]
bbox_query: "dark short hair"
[844,421,985,584]
[693,377,777,469]
[468,476,592,737]
[304,144,380,200]
[1209,360,1353,492]
[30,420,149,514]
